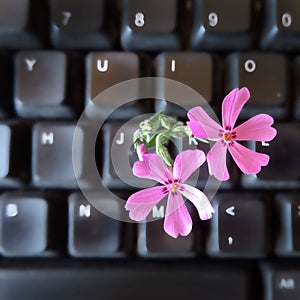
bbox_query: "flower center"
[223,133,232,141]
[220,128,237,146]
[171,183,178,193]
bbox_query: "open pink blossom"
[125,149,214,238]
[187,87,277,181]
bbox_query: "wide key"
[262,263,300,300]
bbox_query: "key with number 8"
[121,0,183,51]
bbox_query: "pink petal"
[163,192,192,238]
[136,143,148,161]
[187,106,222,139]
[173,149,206,182]
[207,140,230,181]
[234,114,277,142]
[180,184,215,220]
[222,87,250,129]
[228,142,270,174]
[133,153,172,184]
[125,186,166,221]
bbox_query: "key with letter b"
[0,193,58,257]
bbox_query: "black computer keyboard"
[0,0,299,299]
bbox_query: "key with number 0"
[261,0,300,50]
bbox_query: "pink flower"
[187,87,277,181]
[125,149,214,238]
[136,143,148,161]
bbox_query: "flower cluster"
[125,88,277,238]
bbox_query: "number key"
[121,0,182,51]
[191,0,252,51]
[261,0,300,50]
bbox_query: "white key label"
[62,11,72,26]
[282,13,292,28]
[41,132,54,145]
[6,204,18,217]
[208,12,218,27]
[116,132,125,145]
[244,60,256,73]
[97,59,108,72]
[25,58,37,71]
[135,12,145,27]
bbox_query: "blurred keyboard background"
[0,0,300,299]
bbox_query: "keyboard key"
[50,0,116,49]
[32,123,81,188]
[0,263,253,300]
[101,121,154,190]
[0,193,48,257]
[242,123,300,189]
[294,56,300,120]
[68,193,125,257]
[225,53,289,120]
[0,123,29,187]
[85,52,149,120]
[14,51,82,118]
[191,0,252,51]
[261,0,300,51]
[154,52,215,116]
[0,0,46,49]
[207,193,271,258]
[0,53,13,117]
[261,263,300,300]
[137,201,201,257]
[121,0,182,51]
[275,193,300,257]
